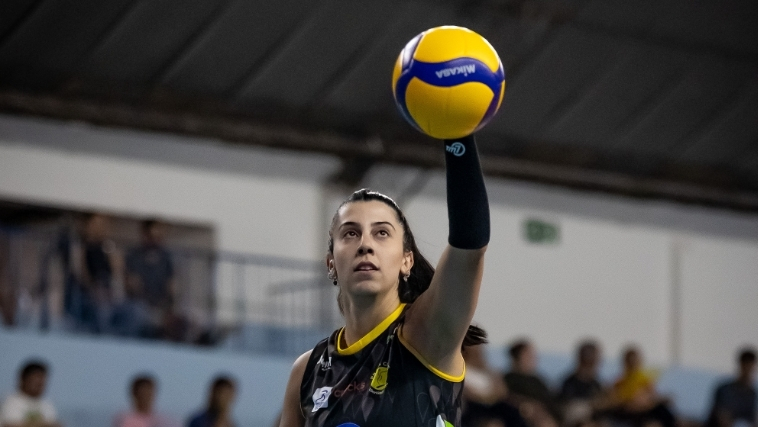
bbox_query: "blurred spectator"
[114,376,179,427]
[0,230,14,326]
[126,220,175,310]
[114,220,179,339]
[609,346,676,427]
[503,339,561,427]
[187,376,237,427]
[74,213,117,333]
[558,340,608,427]
[706,347,757,427]
[462,345,527,427]
[0,360,61,427]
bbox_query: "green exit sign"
[523,219,560,244]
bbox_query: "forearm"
[444,135,490,249]
[402,135,490,363]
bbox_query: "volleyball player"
[278,134,490,427]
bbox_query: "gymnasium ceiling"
[1,0,757,211]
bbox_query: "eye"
[377,229,390,237]
[343,230,358,238]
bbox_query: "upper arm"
[279,350,311,427]
[403,245,486,372]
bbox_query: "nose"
[357,237,374,255]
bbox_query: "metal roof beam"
[2,89,758,212]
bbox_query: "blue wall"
[0,328,736,426]
[0,328,294,427]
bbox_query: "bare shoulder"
[279,350,313,427]
[293,349,312,376]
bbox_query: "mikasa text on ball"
[392,26,506,140]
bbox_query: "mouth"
[354,262,378,272]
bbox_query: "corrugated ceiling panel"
[495,26,623,139]
[0,0,39,40]
[542,42,692,148]
[578,0,758,56]
[321,2,461,116]
[79,0,226,83]
[0,0,136,87]
[657,0,758,56]
[678,77,758,167]
[233,0,399,107]
[577,0,668,35]
[612,57,753,156]
[160,0,320,96]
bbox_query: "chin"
[346,279,390,297]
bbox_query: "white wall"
[0,328,291,427]
[0,117,339,259]
[404,187,674,365]
[1,115,757,373]
[678,236,758,372]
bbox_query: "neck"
[513,366,531,375]
[341,292,400,347]
[576,366,594,380]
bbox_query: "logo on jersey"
[369,364,389,393]
[317,354,332,371]
[333,381,367,397]
[436,415,455,427]
[312,386,332,412]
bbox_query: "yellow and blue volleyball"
[392,26,506,140]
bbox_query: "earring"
[327,269,338,286]
[403,273,410,282]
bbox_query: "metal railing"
[0,226,341,356]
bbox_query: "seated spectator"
[114,220,180,339]
[76,213,117,333]
[706,347,757,427]
[558,340,608,427]
[503,339,561,427]
[0,360,61,427]
[0,231,14,326]
[462,345,527,427]
[114,375,179,427]
[609,346,675,427]
[187,376,237,427]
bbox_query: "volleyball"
[392,26,506,140]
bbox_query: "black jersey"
[300,304,463,427]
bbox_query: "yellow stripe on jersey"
[398,329,466,383]
[336,304,406,356]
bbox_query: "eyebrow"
[339,221,397,231]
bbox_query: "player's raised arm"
[403,133,490,373]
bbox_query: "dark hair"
[739,347,756,365]
[622,345,640,366]
[328,189,487,348]
[577,340,599,364]
[208,375,236,413]
[141,219,159,234]
[130,375,155,396]
[211,375,235,390]
[508,339,531,361]
[20,361,48,380]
